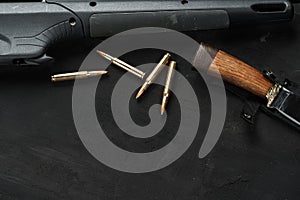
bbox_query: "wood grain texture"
[209,50,273,99]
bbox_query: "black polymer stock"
[0,0,296,66]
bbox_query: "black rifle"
[0,0,297,66]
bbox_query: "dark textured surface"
[1,6,300,200]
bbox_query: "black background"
[0,5,300,200]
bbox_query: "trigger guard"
[24,54,54,66]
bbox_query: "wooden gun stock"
[209,50,273,99]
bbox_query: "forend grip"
[70,0,294,37]
[0,2,84,66]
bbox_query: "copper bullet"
[97,50,145,79]
[136,53,171,99]
[161,61,176,115]
[51,70,107,82]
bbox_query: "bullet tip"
[100,71,108,75]
[161,96,168,115]
[136,89,144,99]
[97,50,106,57]
[89,70,108,76]
[160,107,165,115]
